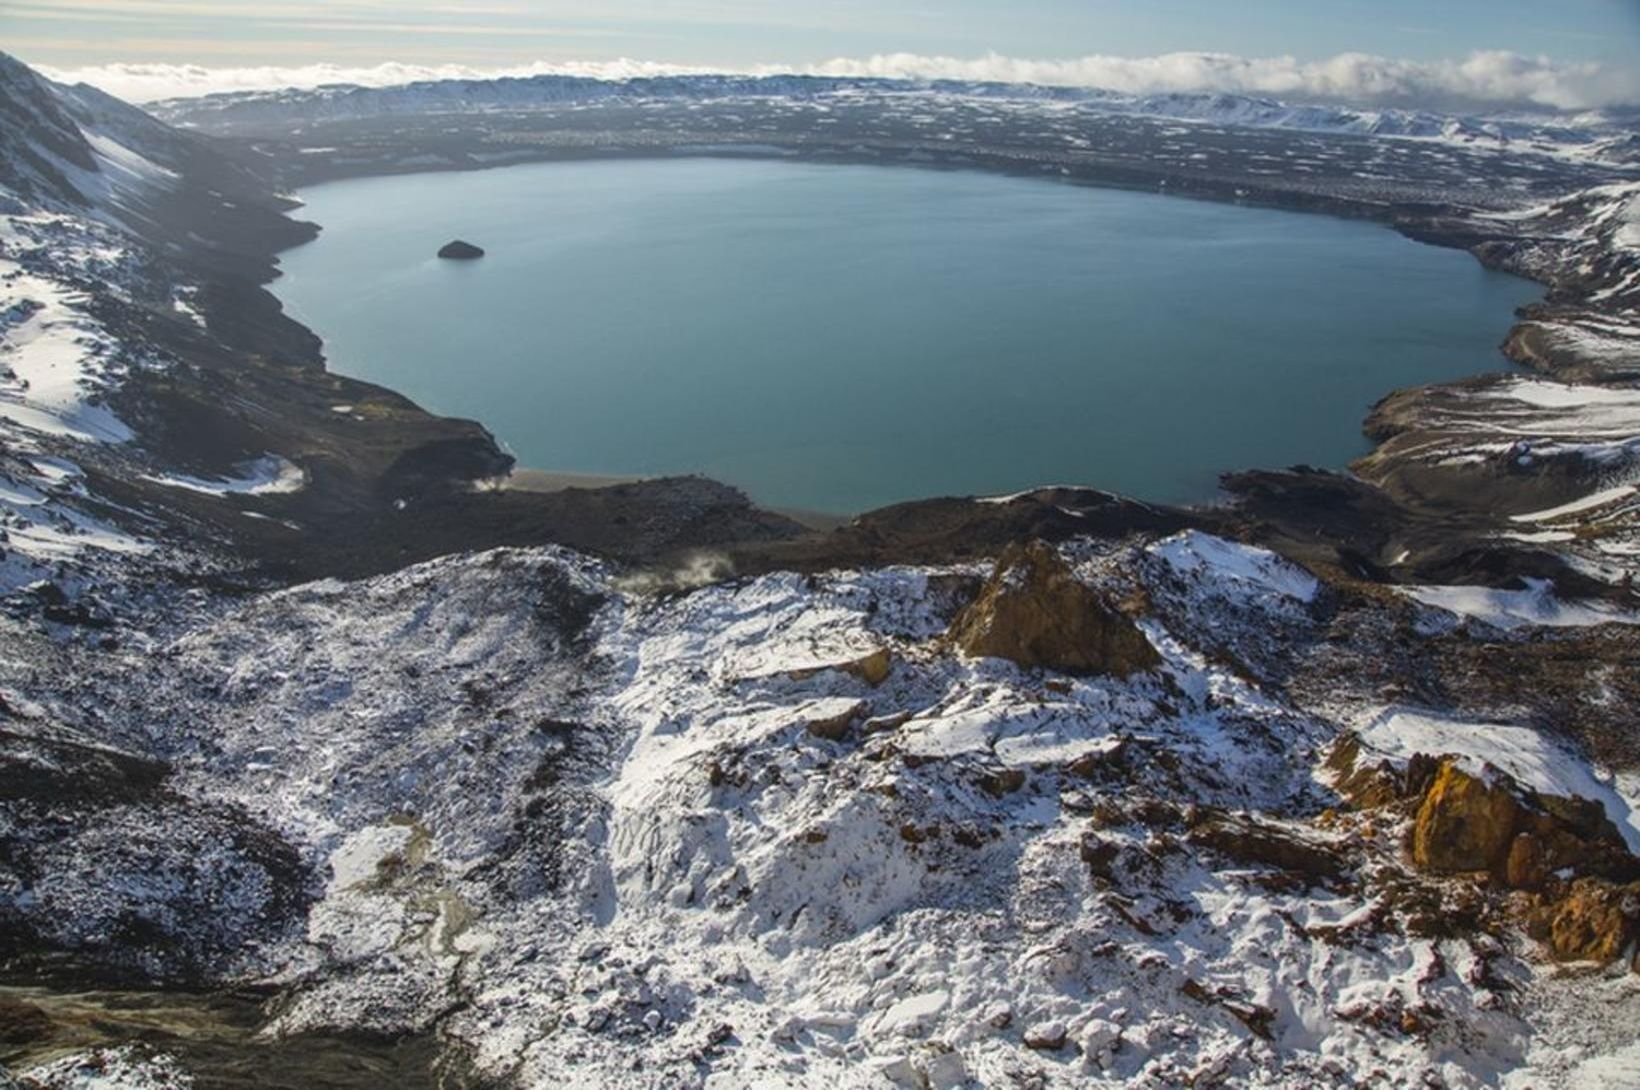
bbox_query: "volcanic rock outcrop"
[947,539,1159,676]
[1409,758,1634,885]
[437,239,484,259]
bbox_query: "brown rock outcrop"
[1409,757,1636,887]
[946,541,1158,677]
[1529,878,1640,963]
[1396,754,1640,968]
[1410,760,1524,874]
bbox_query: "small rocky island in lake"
[437,239,485,259]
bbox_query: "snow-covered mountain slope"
[0,50,791,622]
[1349,180,1640,587]
[5,535,1640,1088]
[0,54,197,600]
[0,51,347,611]
[152,72,1640,165]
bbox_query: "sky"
[4,0,1639,108]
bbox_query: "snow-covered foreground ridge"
[7,533,1640,1088]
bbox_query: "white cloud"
[803,50,1640,112]
[37,49,1640,111]
[34,59,714,103]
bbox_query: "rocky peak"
[0,50,99,205]
[947,539,1159,676]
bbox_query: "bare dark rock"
[1185,810,1346,885]
[437,239,484,259]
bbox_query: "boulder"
[1186,810,1345,884]
[437,239,485,260]
[920,1043,968,1090]
[1022,1019,1068,1050]
[1410,757,1637,885]
[976,767,1026,797]
[1410,760,1523,873]
[844,647,894,686]
[787,647,893,687]
[803,700,866,742]
[947,541,1158,676]
[1504,831,1551,890]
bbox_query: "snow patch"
[1510,484,1638,524]
[1404,579,1640,630]
[1149,530,1319,603]
[0,258,133,442]
[144,454,307,497]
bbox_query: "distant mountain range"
[147,72,1640,164]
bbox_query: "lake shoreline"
[502,466,853,533]
[275,157,1539,515]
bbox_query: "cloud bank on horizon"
[38,49,1640,113]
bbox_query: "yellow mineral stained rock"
[1410,760,1522,874]
[1532,878,1640,964]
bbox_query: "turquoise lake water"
[274,157,1541,513]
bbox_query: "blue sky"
[4,0,1636,67]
